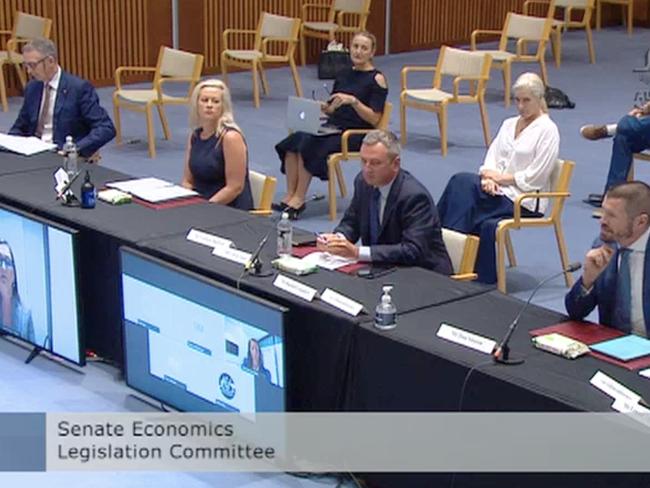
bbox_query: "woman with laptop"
[181,79,254,210]
[275,31,388,219]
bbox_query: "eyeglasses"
[22,57,47,70]
[0,254,14,270]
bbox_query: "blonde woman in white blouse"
[437,72,560,284]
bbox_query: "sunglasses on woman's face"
[0,254,14,270]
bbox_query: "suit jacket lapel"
[53,72,68,121]
[643,237,650,336]
[379,170,403,237]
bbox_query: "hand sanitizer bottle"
[374,285,397,330]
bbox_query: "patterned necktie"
[613,248,632,332]
[35,83,51,138]
[369,187,381,245]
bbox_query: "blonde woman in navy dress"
[275,31,388,219]
[182,79,253,210]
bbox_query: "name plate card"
[273,275,317,302]
[212,246,251,265]
[320,288,363,316]
[590,371,642,404]
[436,323,496,355]
[186,229,233,249]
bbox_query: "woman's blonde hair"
[512,72,548,112]
[189,79,241,134]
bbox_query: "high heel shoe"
[271,202,288,212]
[286,203,306,220]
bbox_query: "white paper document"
[106,177,197,202]
[0,133,57,156]
[302,251,356,270]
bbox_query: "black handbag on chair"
[318,50,352,80]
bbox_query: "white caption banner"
[320,288,363,316]
[186,229,233,249]
[436,323,496,354]
[212,246,251,265]
[273,275,317,302]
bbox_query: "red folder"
[530,321,650,371]
[132,196,204,210]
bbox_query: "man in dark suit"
[317,130,452,274]
[565,181,650,336]
[9,38,115,158]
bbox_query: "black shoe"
[286,203,306,220]
[583,193,603,207]
[271,202,288,212]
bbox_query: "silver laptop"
[286,96,341,136]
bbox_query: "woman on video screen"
[0,241,34,342]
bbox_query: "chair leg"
[628,162,635,181]
[289,58,303,97]
[145,103,156,158]
[479,96,491,147]
[596,0,602,30]
[496,226,508,293]
[327,157,338,221]
[300,32,307,66]
[539,56,549,87]
[335,158,346,197]
[0,68,8,112]
[399,98,407,145]
[553,220,574,288]
[553,28,562,68]
[586,25,596,64]
[626,3,633,35]
[221,54,230,87]
[252,61,260,109]
[437,105,448,157]
[112,96,122,145]
[505,230,517,267]
[503,63,511,108]
[258,63,270,96]
[156,104,171,140]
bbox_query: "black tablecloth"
[0,150,62,175]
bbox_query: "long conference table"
[1,151,650,487]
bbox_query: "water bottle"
[62,135,78,179]
[81,170,96,209]
[276,212,293,257]
[374,285,397,330]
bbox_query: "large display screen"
[121,248,287,413]
[0,204,83,364]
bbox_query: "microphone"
[244,230,272,275]
[492,262,582,365]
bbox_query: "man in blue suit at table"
[317,129,452,275]
[565,181,650,336]
[9,38,115,158]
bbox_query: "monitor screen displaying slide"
[0,204,83,364]
[121,248,287,413]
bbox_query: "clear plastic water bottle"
[62,135,78,179]
[374,285,397,330]
[276,212,293,257]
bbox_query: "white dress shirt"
[479,114,560,214]
[626,226,649,337]
[39,66,62,144]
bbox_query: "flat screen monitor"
[0,203,83,365]
[120,248,287,413]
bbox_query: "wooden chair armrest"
[511,191,570,223]
[451,273,478,281]
[471,29,502,50]
[516,37,538,55]
[114,66,156,89]
[401,65,437,91]
[155,77,196,98]
[222,29,256,50]
[452,75,485,98]
[261,37,296,54]
[249,209,273,216]
[340,129,373,158]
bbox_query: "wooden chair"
[0,12,52,112]
[400,46,492,156]
[113,46,204,158]
[300,0,372,66]
[471,10,554,107]
[524,0,595,67]
[596,0,634,35]
[495,159,575,293]
[442,228,480,281]
[221,12,302,109]
[326,101,393,221]
[249,170,277,216]
[627,151,650,180]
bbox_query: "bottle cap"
[281,212,289,220]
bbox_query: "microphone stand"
[493,263,582,365]
[244,230,272,276]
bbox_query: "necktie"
[369,187,381,245]
[35,83,51,138]
[613,248,632,332]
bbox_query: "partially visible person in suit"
[241,338,271,382]
[0,240,34,343]
[9,38,115,158]
[181,79,253,210]
[565,181,650,336]
[437,72,559,284]
[317,130,452,274]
